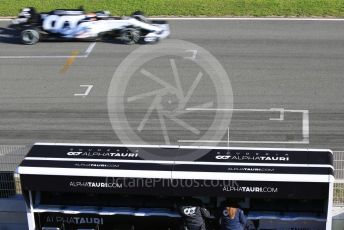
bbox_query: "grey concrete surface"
[0,20,343,151]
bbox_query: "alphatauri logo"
[66,150,139,158]
[67,151,82,156]
[46,216,104,225]
[183,207,196,216]
[215,155,289,161]
[223,186,278,193]
[69,181,123,189]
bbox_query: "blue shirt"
[220,208,247,230]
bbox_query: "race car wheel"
[121,28,141,45]
[21,28,40,45]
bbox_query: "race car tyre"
[121,28,141,45]
[21,28,40,45]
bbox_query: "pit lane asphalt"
[0,19,343,151]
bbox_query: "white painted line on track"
[184,49,198,60]
[152,17,344,21]
[0,42,96,59]
[187,108,306,113]
[269,108,284,121]
[85,42,96,57]
[302,110,310,143]
[180,108,310,144]
[178,140,309,144]
[74,85,94,97]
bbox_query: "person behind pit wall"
[178,197,211,230]
[219,199,247,230]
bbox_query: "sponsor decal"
[46,215,104,225]
[215,152,289,162]
[69,181,123,189]
[74,163,120,168]
[67,151,83,156]
[227,167,275,173]
[223,186,278,193]
[67,148,139,158]
[183,207,197,216]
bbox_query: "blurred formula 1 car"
[10,7,170,45]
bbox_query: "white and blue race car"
[10,7,170,45]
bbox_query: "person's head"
[182,197,202,206]
[225,207,237,219]
[19,8,36,19]
[225,198,239,208]
[224,198,240,219]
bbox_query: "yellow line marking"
[60,50,80,74]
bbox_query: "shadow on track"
[0,27,21,44]
[0,27,126,45]
[0,27,153,45]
